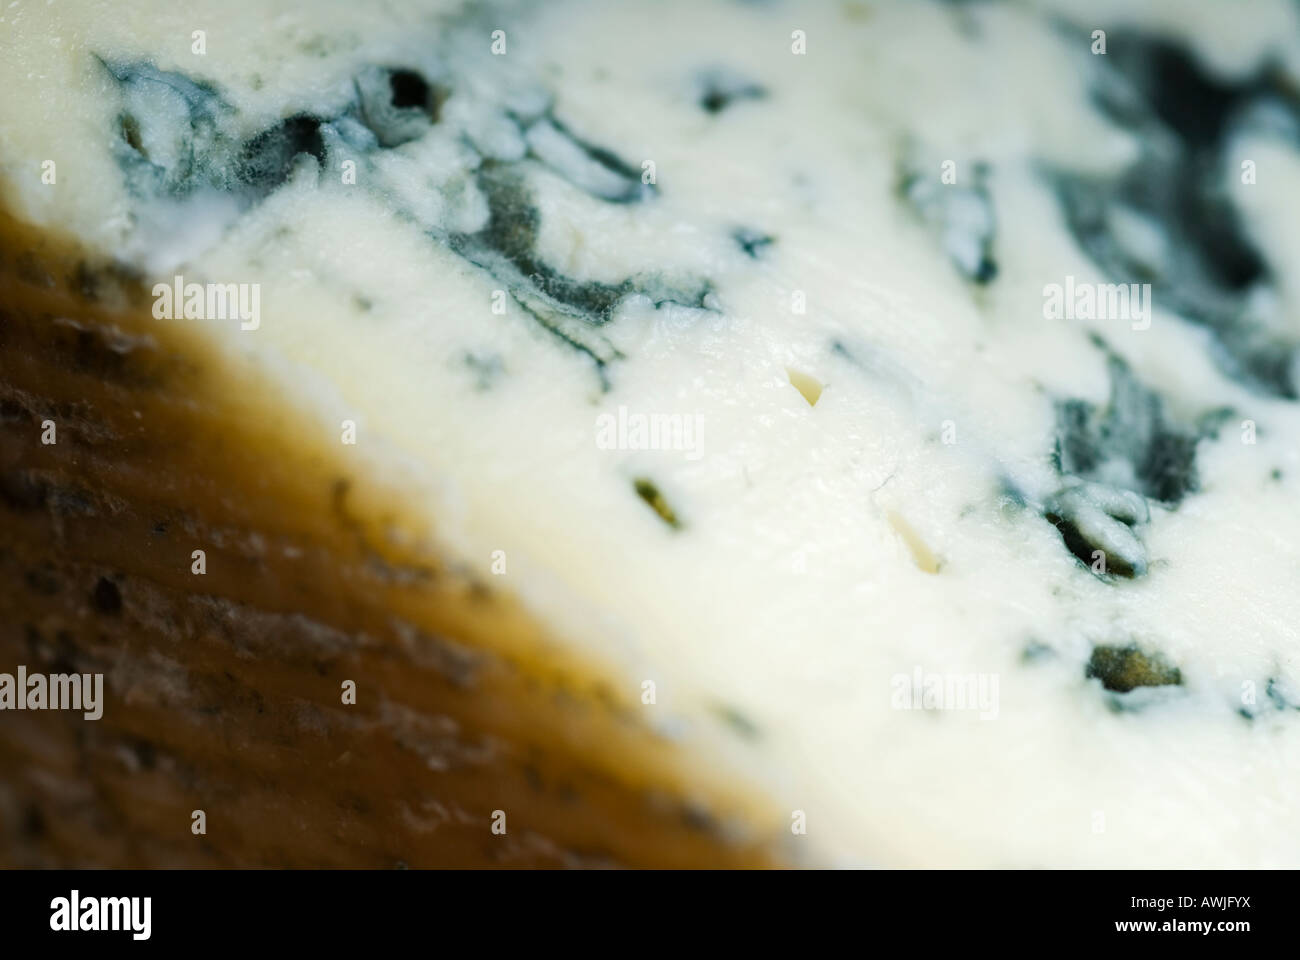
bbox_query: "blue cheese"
[2,0,1300,867]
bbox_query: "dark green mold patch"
[732,227,775,258]
[119,112,145,154]
[239,113,327,198]
[448,162,713,390]
[100,58,238,198]
[93,50,718,399]
[459,165,626,321]
[461,163,710,325]
[1086,644,1182,693]
[1266,677,1299,711]
[525,112,656,204]
[1044,511,1141,578]
[1052,338,1199,505]
[101,58,409,204]
[633,478,681,530]
[354,65,448,148]
[1054,32,1299,398]
[899,156,998,285]
[697,69,767,115]
[1043,480,1150,579]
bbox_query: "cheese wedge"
[2,0,1300,867]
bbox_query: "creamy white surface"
[3,0,1300,867]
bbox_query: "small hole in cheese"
[786,368,823,407]
[887,511,941,574]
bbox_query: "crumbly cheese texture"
[3,0,1300,867]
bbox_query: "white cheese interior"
[3,0,1300,866]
